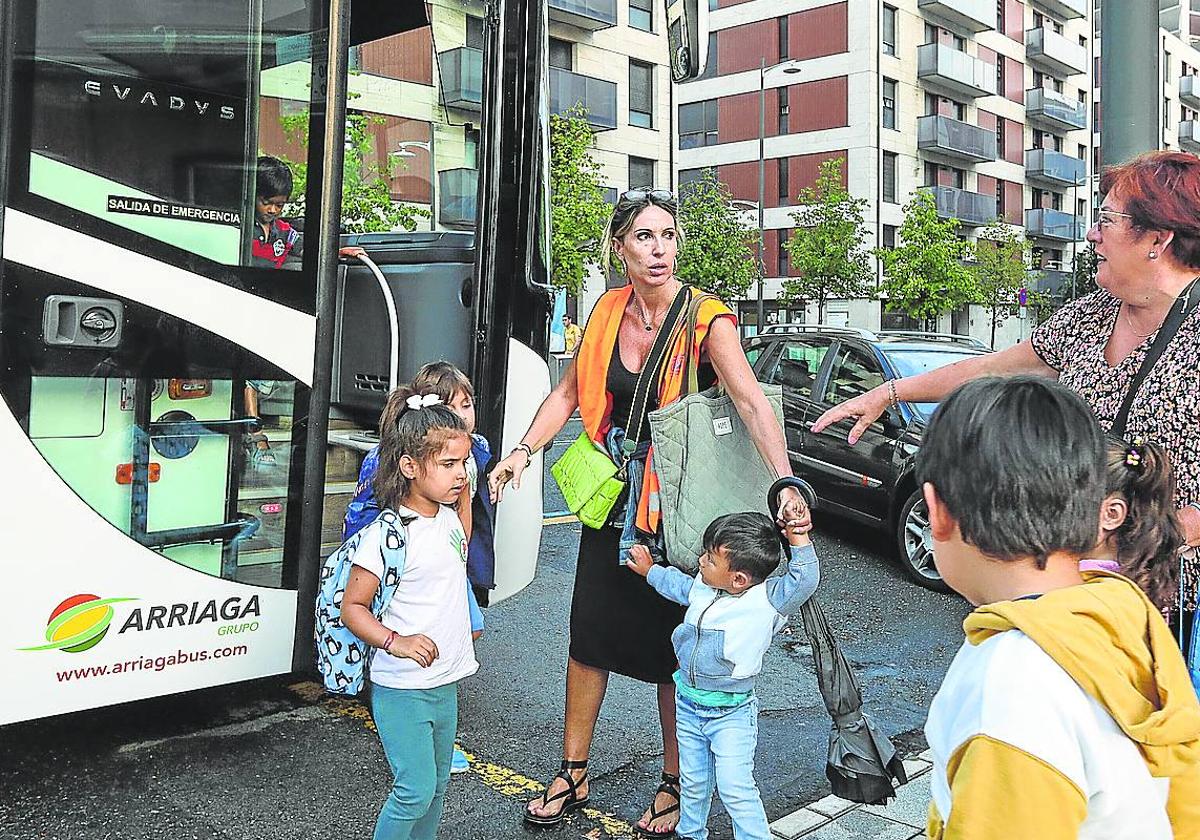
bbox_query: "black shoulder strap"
[623,284,692,455]
[1110,276,1200,439]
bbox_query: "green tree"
[548,105,611,295]
[675,170,757,302]
[971,222,1033,347]
[782,157,873,321]
[1066,245,1100,301]
[877,189,976,327]
[278,110,428,233]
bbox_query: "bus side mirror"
[666,0,707,82]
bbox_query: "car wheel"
[896,489,949,592]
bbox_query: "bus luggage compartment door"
[332,231,475,418]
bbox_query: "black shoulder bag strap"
[620,284,692,467]
[1110,276,1200,440]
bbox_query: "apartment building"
[675,0,1094,346]
[256,2,672,323]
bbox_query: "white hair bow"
[405,393,444,410]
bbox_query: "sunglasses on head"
[622,187,675,203]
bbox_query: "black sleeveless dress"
[567,339,685,683]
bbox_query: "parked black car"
[745,325,990,591]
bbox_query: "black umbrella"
[769,478,909,805]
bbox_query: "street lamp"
[757,58,803,332]
[394,138,436,229]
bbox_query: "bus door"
[0,0,423,725]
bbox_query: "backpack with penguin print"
[315,508,410,695]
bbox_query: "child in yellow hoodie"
[917,376,1200,840]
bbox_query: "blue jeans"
[675,692,769,840]
[370,682,458,840]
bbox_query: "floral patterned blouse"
[1032,290,1200,607]
[1032,289,1200,504]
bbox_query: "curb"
[769,750,934,840]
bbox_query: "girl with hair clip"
[339,386,477,840]
[1083,437,1183,623]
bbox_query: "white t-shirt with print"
[351,503,478,690]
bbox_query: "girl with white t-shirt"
[341,389,478,840]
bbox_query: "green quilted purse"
[552,285,692,529]
[550,432,627,529]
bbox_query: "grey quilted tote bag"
[647,291,784,572]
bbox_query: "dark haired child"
[918,376,1200,840]
[344,361,494,773]
[626,510,820,840]
[1082,437,1183,619]
[244,155,364,465]
[339,387,477,840]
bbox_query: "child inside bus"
[339,387,477,840]
[345,361,495,773]
[244,155,364,467]
[1082,437,1183,620]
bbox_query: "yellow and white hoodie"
[926,571,1200,840]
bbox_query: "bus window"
[16,0,321,271]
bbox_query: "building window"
[678,167,713,198]
[778,16,789,60]
[995,178,1005,217]
[630,0,653,32]
[882,224,896,249]
[996,117,1004,158]
[882,78,897,130]
[952,33,965,51]
[549,38,572,70]
[778,156,790,202]
[629,60,654,128]
[777,86,789,134]
[466,16,485,49]
[679,100,717,148]
[882,5,896,56]
[779,229,790,276]
[1166,53,1172,84]
[1165,97,1172,131]
[883,151,897,203]
[996,0,1005,32]
[629,156,656,189]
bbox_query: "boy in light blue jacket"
[627,508,819,840]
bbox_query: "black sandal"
[524,759,590,827]
[634,772,681,838]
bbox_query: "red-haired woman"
[815,150,1200,624]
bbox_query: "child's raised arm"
[766,505,820,614]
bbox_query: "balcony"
[930,185,997,226]
[917,43,998,99]
[1035,268,1074,298]
[438,47,482,112]
[1026,87,1087,131]
[1025,27,1088,77]
[917,114,997,162]
[1025,208,1086,241]
[917,0,996,32]
[549,67,618,131]
[1031,0,1086,20]
[1182,75,1200,110]
[1180,120,1200,152]
[548,0,616,30]
[438,168,478,228]
[1025,148,1086,188]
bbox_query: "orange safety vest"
[576,285,735,534]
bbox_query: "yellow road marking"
[288,682,638,837]
[543,513,578,525]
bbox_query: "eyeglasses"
[1095,208,1133,229]
[621,187,675,204]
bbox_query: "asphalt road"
[0,425,968,840]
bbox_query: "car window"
[822,345,884,405]
[765,338,831,398]
[885,348,983,419]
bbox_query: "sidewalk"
[768,751,934,840]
